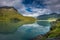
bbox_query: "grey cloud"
[0,0,20,6]
[44,0,60,13]
[0,0,52,17]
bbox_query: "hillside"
[0,6,36,34]
[37,13,60,20]
[47,18,60,38]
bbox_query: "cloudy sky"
[0,0,60,17]
[0,0,60,40]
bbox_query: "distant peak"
[0,6,17,11]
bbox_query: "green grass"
[0,7,36,33]
[48,21,60,38]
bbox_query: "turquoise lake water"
[0,21,51,40]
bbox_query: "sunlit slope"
[36,18,57,26]
[0,7,36,33]
[37,18,57,22]
[47,19,60,38]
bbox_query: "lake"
[0,21,51,40]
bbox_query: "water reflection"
[18,23,50,38]
[37,21,50,26]
[0,20,51,40]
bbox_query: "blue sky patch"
[22,0,45,8]
[26,8,33,12]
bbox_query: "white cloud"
[18,23,50,35]
[18,7,51,17]
[0,0,52,17]
[44,0,60,13]
[22,23,40,27]
[0,0,20,6]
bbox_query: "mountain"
[0,6,36,34]
[37,13,60,20]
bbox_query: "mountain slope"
[0,6,36,34]
[37,13,60,20]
